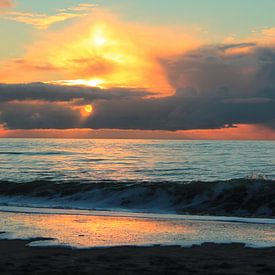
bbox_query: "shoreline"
[1,205,275,223]
[1,208,275,249]
[0,240,274,274]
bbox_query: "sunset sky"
[0,0,275,139]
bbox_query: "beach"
[1,0,275,272]
[0,207,275,274]
[0,139,274,274]
[0,240,274,274]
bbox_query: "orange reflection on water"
[9,213,194,247]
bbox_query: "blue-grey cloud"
[0,83,150,102]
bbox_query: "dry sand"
[0,240,274,274]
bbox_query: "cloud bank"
[0,40,274,133]
[0,10,274,135]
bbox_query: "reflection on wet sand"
[1,211,275,248]
[5,213,194,247]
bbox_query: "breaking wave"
[0,178,274,218]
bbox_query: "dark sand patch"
[0,240,274,274]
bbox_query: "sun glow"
[79,104,93,117]
[91,25,109,47]
[93,34,107,47]
[0,11,202,94]
[84,104,93,113]
[94,36,107,46]
[87,79,105,87]
[49,78,105,88]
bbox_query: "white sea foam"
[0,178,274,218]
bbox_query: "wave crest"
[0,179,274,218]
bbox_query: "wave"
[0,151,72,156]
[0,178,274,218]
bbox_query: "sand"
[0,240,274,274]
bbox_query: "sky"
[0,0,275,139]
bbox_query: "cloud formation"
[0,10,274,135]
[2,3,96,29]
[0,42,274,133]
[0,11,201,93]
[0,83,149,103]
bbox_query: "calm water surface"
[0,139,274,182]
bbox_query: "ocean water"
[0,138,274,216]
[0,139,274,248]
[0,138,274,182]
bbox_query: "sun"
[84,104,93,113]
[92,26,108,47]
[78,104,94,118]
[93,35,107,46]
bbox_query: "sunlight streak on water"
[0,139,274,182]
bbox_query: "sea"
[0,138,274,248]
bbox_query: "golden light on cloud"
[3,11,83,30]
[50,78,105,88]
[87,78,104,87]
[2,3,96,29]
[0,10,203,95]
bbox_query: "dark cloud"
[0,83,150,103]
[0,102,81,129]
[1,85,273,131]
[256,48,275,88]
[218,42,257,51]
[162,45,256,93]
[0,44,274,131]
[84,89,274,131]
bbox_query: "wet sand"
[0,240,274,274]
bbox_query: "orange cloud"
[222,27,275,56]
[1,124,274,140]
[181,124,275,140]
[3,11,84,29]
[251,27,275,46]
[0,9,202,94]
[0,0,11,8]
